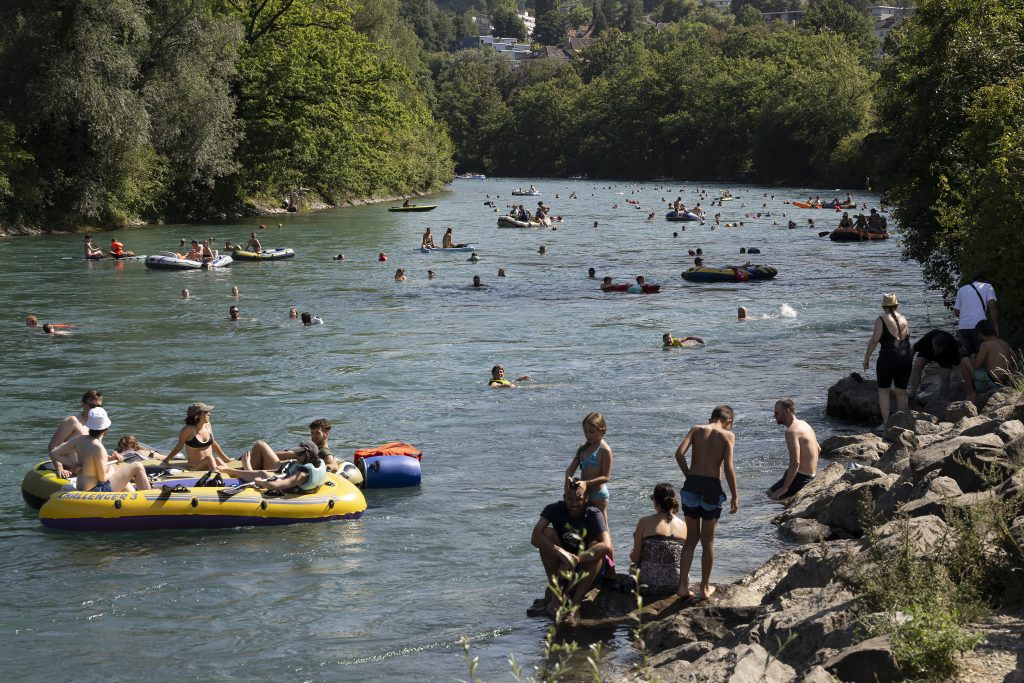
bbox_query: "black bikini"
[185,429,212,449]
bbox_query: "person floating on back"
[674,405,738,602]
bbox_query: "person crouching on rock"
[767,398,819,501]
[531,478,613,626]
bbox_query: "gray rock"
[1011,516,1024,548]
[687,643,797,683]
[826,373,881,424]
[919,395,950,420]
[926,475,963,498]
[798,665,838,683]
[949,414,991,435]
[1005,435,1024,464]
[961,418,1005,438]
[936,441,1010,492]
[646,639,714,667]
[886,409,939,430]
[842,465,886,485]
[978,388,1014,413]
[996,419,1024,443]
[908,434,1004,481]
[875,471,916,520]
[775,463,847,523]
[997,468,1024,502]
[946,400,979,422]
[644,601,764,651]
[873,515,950,558]
[820,433,886,463]
[735,549,804,601]
[764,541,862,604]
[823,636,900,683]
[779,518,830,544]
[815,474,898,535]
[744,585,860,671]
[876,429,918,472]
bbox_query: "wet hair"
[301,312,312,325]
[776,398,795,413]
[491,364,504,378]
[976,319,995,337]
[88,428,108,438]
[82,390,103,404]
[309,418,331,432]
[582,412,607,434]
[43,323,54,333]
[710,405,734,424]
[117,435,139,451]
[652,482,680,515]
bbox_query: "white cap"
[86,407,111,431]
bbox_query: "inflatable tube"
[39,472,366,531]
[232,247,296,261]
[510,190,541,196]
[603,283,659,293]
[145,252,233,270]
[357,455,421,488]
[497,216,543,228]
[665,211,701,222]
[682,266,778,283]
[388,205,437,212]
[419,244,476,253]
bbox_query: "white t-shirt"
[954,281,997,330]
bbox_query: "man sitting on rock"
[531,478,613,625]
[767,399,819,501]
[960,319,1014,401]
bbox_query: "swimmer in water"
[488,364,531,388]
[663,332,705,348]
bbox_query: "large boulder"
[819,433,887,463]
[908,434,1004,482]
[946,400,979,422]
[735,549,804,601]
[644,598,764,651]
[798,666,839,683]
[775,463,847,524]
[935,441,1011,492]
[996,419,1024,443]
[822,636,900,683]
[764,541,862,604]
[684,643,797,683]
[826,373,881,424]
[813,474,899,535]
[779,518,831,544]
[842,465,887,485]
[886,409,939,431]
[742,585,861,671]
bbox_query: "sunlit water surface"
[0,179,952,680]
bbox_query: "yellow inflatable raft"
[39,472,366,531]
[21,459,182,509]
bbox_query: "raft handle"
[190,498,198,508]
[114,500,122,510]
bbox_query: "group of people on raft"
[835,208,888,235]
[420,227,468,250]
[47,392,337,495]
[83,235,136,259]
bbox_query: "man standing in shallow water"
[674,405,738,602]
[767,399,819,501]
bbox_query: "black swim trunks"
[680,475,726,520]
[769,472,814,499]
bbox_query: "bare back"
[48,413,88,451]
[980,338,1014,383]
[788,418,820,476]
[73,435,110,491]
[683,424,734,478]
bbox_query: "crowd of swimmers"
[531,401,820,624]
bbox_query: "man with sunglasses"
[48,389,104,477]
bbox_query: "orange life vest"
[353,442,422,464]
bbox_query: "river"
[0,179,952,681]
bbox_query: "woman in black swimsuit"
[863,294,912,426]
[161,402,232,471]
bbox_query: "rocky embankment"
[560,373,1024,682]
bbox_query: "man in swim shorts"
[960,319,1014,401]
[767,399,819,501]
[49,407,152,493]
[531,479,612,625]
[674,405,738,602]
[48,390,104,476]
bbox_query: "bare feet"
[565,607,579,627]
[700,585,716,602]
[676,588,695,600]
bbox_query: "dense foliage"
[0,0,453,227]
[434,21,878,184]
[875,0,1024,346]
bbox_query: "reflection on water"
[0,179,952,680]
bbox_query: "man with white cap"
[48,407,152,492]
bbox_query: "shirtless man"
[767,399,819,500]
[961,320,1014,400]
[674,405,738,601]
[421,228,437,250]
[83,235,105,260]
[48,407,151,492]
[181,239,203,260]
[48,390,104,476]
[232,418,339,474]
[442,227,466,249]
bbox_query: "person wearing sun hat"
[48,407,152,492]
[161,402,232,471]
[864,293,913,428]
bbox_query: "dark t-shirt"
[540,501,607,554]
[913,329,961,368]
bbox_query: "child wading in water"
[565,412,614,564]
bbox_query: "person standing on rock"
[767,399,819,501]
[954,275,998,357]
[673,405,738,602]
[864,293,912,428]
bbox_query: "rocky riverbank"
[552,377,1024,682]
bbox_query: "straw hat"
[882,293,899,308]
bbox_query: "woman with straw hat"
[864,293,913,428]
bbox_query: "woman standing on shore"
[864,294,912,427]
[161,402,232,471]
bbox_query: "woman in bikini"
[161,402,232,471]
[565,412,614,559]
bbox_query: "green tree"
[877,0,1024,345]
[734,4,764,26]
[492,0,528,39]
[621,0,644,31]
[656,0,698,23]
[801,0,878,54]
